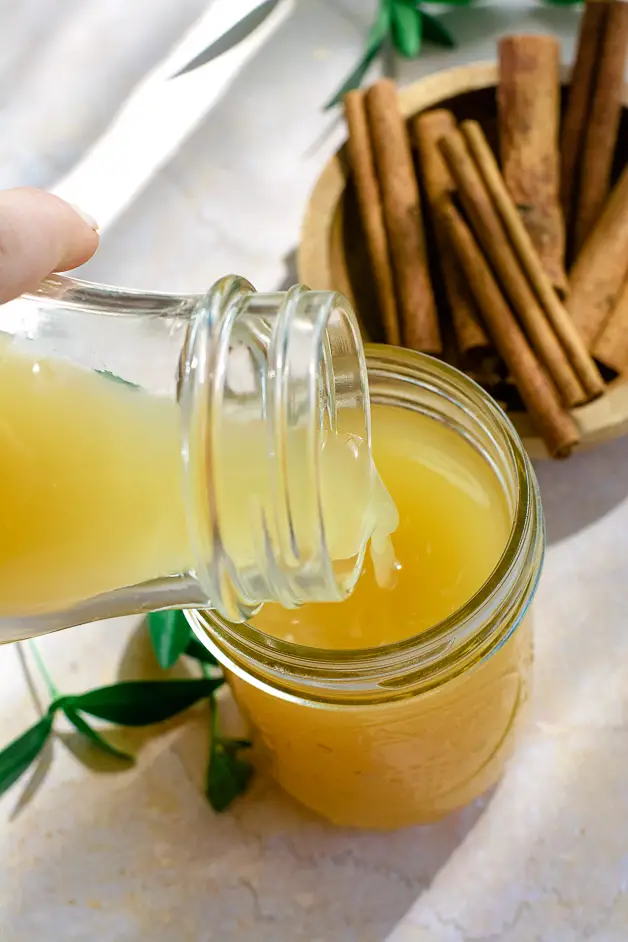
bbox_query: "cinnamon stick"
[412,109,492,368]
[461,119,605,401]
[364,79,441,354]
[439,129,586,408]
[440,201,579,458]
[592,273,628,375]
[498,35,567,297]
[344,91,401,345]
[561,0,609,256]
[573,1,628,257]
[566,162,628,348]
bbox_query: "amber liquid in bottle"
[0,337,397,616]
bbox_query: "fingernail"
[69,203,100,233]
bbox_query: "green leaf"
[367,0,393,51]
[149,610,193,669]
[324,0,391,109]
[0,714,54,798]
[420,10,456,48]
[72,678,223,727]
[205,693,253,813]
[63,706,134,762]
[391,0,422,58]
[207,738,254,813]
[184,636,219,666]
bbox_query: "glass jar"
[0,274,374,642]
[188,347,544,829]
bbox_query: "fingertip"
[66,202,100,234]
[43,191,100,269]
[0,188,100,303]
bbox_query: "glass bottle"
[187,347,544,829]
[0,274,376,643]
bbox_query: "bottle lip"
[188,346,545,704]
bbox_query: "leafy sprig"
[0,612,253,813]
[326,0,464,109]
[148,610,253,810]
[207,692,253,813]
[325,0,582,108]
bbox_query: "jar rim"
[188,346,544,701]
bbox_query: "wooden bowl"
[298,62,628,459]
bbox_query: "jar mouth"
[189,347,544,697]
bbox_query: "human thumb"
[0,187,99,304]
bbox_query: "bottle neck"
[0,274,375,641]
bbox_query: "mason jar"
[188,347,543,829]
[0,274,377,642]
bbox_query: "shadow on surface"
[16,643,45,714]
[427,7,514,48]
[11,622,205,804]
[4,623,496,942]
[115,617,193,684]
[302,111,344,160]
[10,738,54,821]
[278,247,298,291]
[56,730,135,776]
[533,5,582,34]
[1,700,493,942]
[534,433,628,546]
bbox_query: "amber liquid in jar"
[192,349,542,829]
[227,403,533,828]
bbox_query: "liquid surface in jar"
[229,405,524,828]
[0,336,396,616]
[252,404,511,648]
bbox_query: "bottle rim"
[187,346,545,705]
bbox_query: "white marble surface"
[1,2,628,940]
